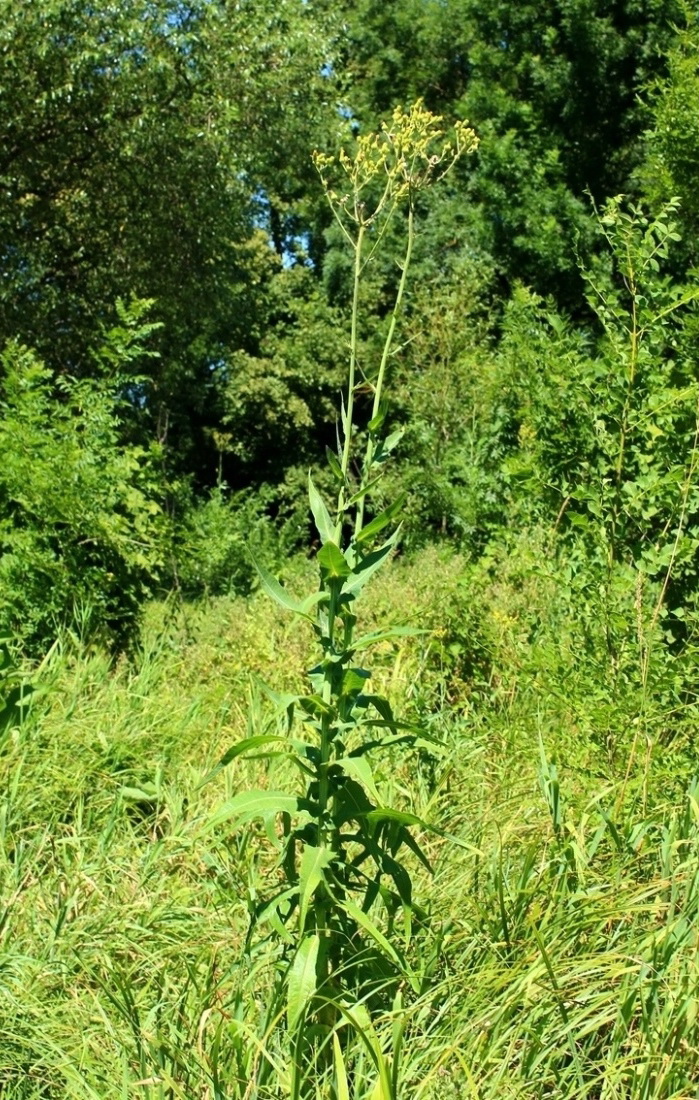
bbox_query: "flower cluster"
[312,99,478,231]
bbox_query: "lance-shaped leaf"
[298,845,334,928]
[367,397,388,434]
[337,895,408,977]
[299,693,334,719]
[380,427,404,457]
[366,807,424,829]
[252,555,325,617]
[333,1034,351,1100]
[340,667,370,698]
[336,755,381,803]
[308,472,338,545]
[287,934,320,1029]
[255,886,298,943]
[332,777,374,825]
[346,473,383,507]
[368,694,397,732]
[365,806,482,855]
[254,677,299,714]
[208,789,301,829]
[335,1004,394,1100]
[343,530,401,596]
[326,446,344,482]
[354,494,406,547]
[197,734,300,788]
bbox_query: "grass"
[2,543,699,1098]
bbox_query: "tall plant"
[207,101,477,1089]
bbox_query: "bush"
[0,341,165,654]
[171,485,277,599]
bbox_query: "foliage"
[0,329,165,654]
[2,550,699,1097]
[0,640,35,747]
[382,257,507,549]
[4,5,699,1097]
[171,485,278,600]
[220,265,346,488]
[643,10,699,254]
[0,0,691,501]
[492,199,699,674]
[0,0,336,481]
[331,0,684,308]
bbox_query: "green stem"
[355,203,415,537]
[317,584,338,846]
[313,583,338,984]
[340,222,366,498]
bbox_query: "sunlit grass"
[2,547,699,1097]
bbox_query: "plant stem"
[340,222,366,496]
[355,203,415,537]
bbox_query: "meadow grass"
[2,545,699,1098]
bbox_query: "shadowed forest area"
[3,1,699,1096]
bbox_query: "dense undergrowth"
[2,539,699,1098]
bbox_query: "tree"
[331,0,684,307]
[642,9,699,262]
[0,0,336,480]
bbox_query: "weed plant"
[203,102,479,1092]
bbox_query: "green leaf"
[197,735,290,788]
[364,695,398,733]
[381,428,404,456]
[253,557,305,613]
[208,789,300,829]
[287,934,320,1029]
[256,886,298,943]
[338,895,406,974]
[299,693,334,718]
[337,755,381,803]
[298,845,334,927]
[567,512,590,529]
[308,472,338,545]
[346,473,384,507]
[366,807,423,828]
[355,494,406,546]
[252,555,325,618]
[326,446,344,482]
[352,626,425,650]
[333,1034,351,1100]
[333,777,374,824]
[335,1004,394,1100]
[317,541,351,580]
[341,667,370,696]
[402,828,434,875]
[364,806,482,855]
[343,531,400,596]
[367,398,388,434]
[120,785,158,802]
[254,678,299,716]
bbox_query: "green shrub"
[171,485,277,599]
[0,340,165,654]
